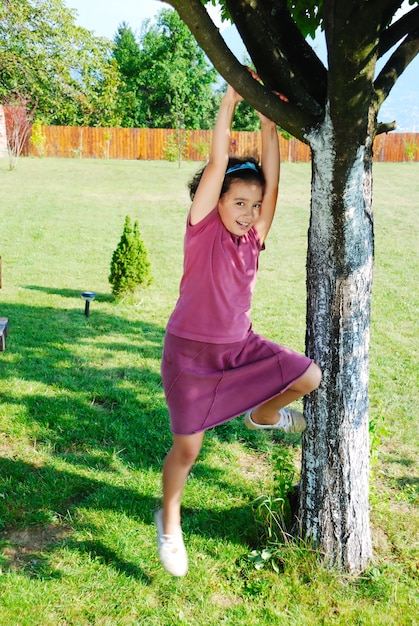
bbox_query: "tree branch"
[376,120,397,135]
[374,0,403,31]
[160,0,319,140]
[375,25,419,104]
[225,0,326,114]
[378,5,419,57]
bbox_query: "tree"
[113,22,143,127]
[109,216,152,299]
[0,0,121,126]
[3,92,37,169]
[161,0,419,573]
[135,9,219,129]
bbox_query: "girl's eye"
[254,204,261,209]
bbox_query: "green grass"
[0,157,418,625]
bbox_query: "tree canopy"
[175,0,419,142]
[113,23,142,127]
[114,9,220,129]
[0,0,122,126]
[1,1,236,130]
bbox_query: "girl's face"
[218,180,263,237]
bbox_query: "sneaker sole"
[244,410,306,433]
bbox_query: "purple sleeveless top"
[166,207,263,344]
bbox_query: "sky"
[64,0,418,131]
[64,0,190,38]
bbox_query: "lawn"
[0,157,417,625]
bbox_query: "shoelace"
[278,409,292,429]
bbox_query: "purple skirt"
[161,330,312,435]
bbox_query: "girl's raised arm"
[254,113,280,245]
[189,85,243,225]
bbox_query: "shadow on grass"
[0,298,265,579]
[0,457,154,583]
[0,299,168,579]
[0,453,259,581]
[0,305,169,454]
[24,285,114,303]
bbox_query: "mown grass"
[0,157,417,625]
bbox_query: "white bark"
[299,108,373,573]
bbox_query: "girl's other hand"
[248,68,289,102]
[224,83,243,104]
[248,68,260,82]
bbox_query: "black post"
[81,292,96,317]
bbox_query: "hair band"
[225,162,259,175]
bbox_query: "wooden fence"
[25,125,419,162]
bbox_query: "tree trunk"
[299,107,373,573]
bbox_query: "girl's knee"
[171,433,203,467]
[176,446,199,467]
[305,362,322,392]
[293,362,321,395]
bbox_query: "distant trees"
[232,100,261,131]
[0,0,122,126]
[114,10,219,129]
[113,23,143,127]
[0,1,259,131]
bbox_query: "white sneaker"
[244,407,306,433]
[154,509,188,577]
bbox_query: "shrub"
[109,216,152,298]
[3,92,37,170]
[30,119,47,157]
[162,130,189,166]
[403,138,418,162]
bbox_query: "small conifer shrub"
[109,216,152,298]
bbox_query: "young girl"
[156,83,321,576]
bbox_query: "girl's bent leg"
[251,362,322,426]
[162,431,205,535]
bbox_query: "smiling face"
[217,180,263,237]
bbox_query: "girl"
[156,83,321,576]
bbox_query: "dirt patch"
[0,434,46,468]
[371,526,390,553]
[234,448,271,482]
[210,592,242,608]
[1,523,72,573]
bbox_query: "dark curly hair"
[188,156,265,200]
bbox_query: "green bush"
[109,216,152,298]
[30,119,47,157]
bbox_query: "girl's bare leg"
[161,365,321,530]
[251,362,322,425]
[162,431,205,535]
